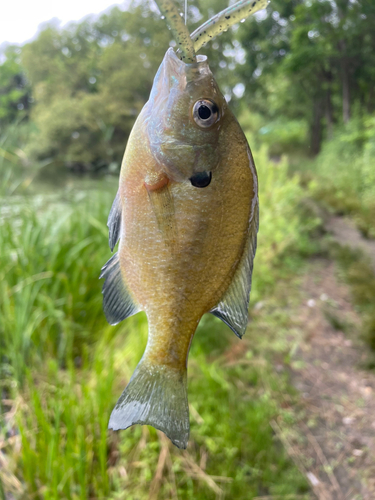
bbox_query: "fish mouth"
[165,47,209,70]
[149,48,212,103]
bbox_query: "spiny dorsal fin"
[100,252,140,325]
[108,190,122,252]
[211,201,259,338]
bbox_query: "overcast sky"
[1,0,129,46]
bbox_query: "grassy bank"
[0,148,318,498]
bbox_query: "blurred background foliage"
[1,0,375,498]
[0,0,373,170]
[2,0,374,226]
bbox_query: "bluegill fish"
[100,1,263,449]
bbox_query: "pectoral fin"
[100,252,140,325]
[211,202,259,338]
[108,190,122,252]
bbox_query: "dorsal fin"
[100,252,140,325]
[108,190,122,252]
[211,202,259,338]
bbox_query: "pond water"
[0,167,119,220]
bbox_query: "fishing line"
[185,0,187,25]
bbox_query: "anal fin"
[211,202,259,338]
[100,252,139,325]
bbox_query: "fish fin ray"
[100,252,139,325]
[210,201,258,338]
[108,360,189,449]
[108,190,122,252]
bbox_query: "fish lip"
[164,47,210,76]
[166,46,208,67]
[188,54,208,65]
[165,47,208,65]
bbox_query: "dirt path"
[325,216,375,273]
[280,258,375,500]
[276,213,375,499]
[292,261,375,500]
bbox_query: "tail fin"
[108,360,189,449]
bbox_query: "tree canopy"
[0,0,373,169]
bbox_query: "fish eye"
[192,99,219,128]
[190,171,212,188]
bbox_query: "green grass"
[0,119,37,197]
[0,195,114,384]
[332,245,375,356]
[0,147,316,498]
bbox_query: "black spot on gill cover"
[190,171,212,188]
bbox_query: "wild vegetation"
[2,0,375,165]
[1,145,317,497]
[1,0,374,233]
[1,0,374,497]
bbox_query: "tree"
[0,45,30,128]
[19,5,175,170]
[238,0,375,154]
